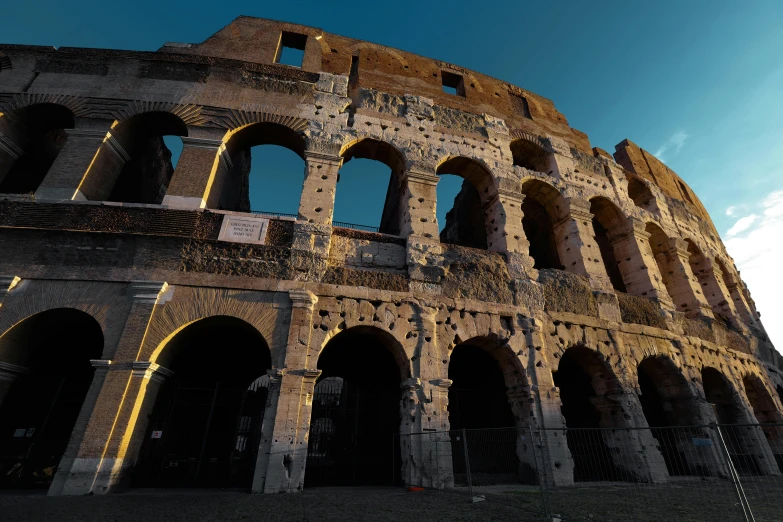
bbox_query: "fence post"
[435,432,441,492]
[460,429,483,502]
[529,426,552,520]
[711,420,755,522]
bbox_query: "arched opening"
[510,137,550,173]
[644,223,676,304]
[638,357,705,475]
[133,316,271,489]
[337,138,405,234]
[436,157,494,249]
[0,309,103,489]
[105,112,188,205]
[742,375,783,470]
[590,197,627,292]
[702,367,760,474]
[553,346,632,481]
[626,176,656,213]
[521,180,563,269]
[305,326,407,487]
[686,240,732,324]
[218,122,306,214]
[448,338,535,485]
[0,104,75,195]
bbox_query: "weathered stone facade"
[0,17,781,495]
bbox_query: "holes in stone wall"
[0,103,74,195]
[275,31,307,68]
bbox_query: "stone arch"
[213,120,307,213]
[0,308,104,489]
[337,137,406,234]
[0,103,75,195]
[552,344,644,481]
[644,222,676,304]
[626,175,657,213]
[436,155,497,249]
[133,315,272,488]
[590,196,629,292]
[447,335,535,484]
[685,239,736,325]
[521,178,564,269]
[79,111,189,204]
[742,374,783,424]
[306,324,409,486]
[317,324,411,381]
[509,134,551,173]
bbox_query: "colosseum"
[0,16,781,496]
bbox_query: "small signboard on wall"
[151,430,163,439]
[218,215,269,245]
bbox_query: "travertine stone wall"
[0,17,781,495]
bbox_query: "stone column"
[252,289,319,493]
[484,182,529,255]
[70,130,131,202]
[400,166,444,285]
[162,136,225,209]
[0,361,28,410]
[553,198,611,287]
[56,281,171,495]
[48,359,112,495]
[609,218,675,310]
[291,150,341,255]
[726,281,757,326]
[663,238,713,318]
[34,119,114,201]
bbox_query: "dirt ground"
[0,487,539,522]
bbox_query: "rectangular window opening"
[276,32,307,68]
[441,71,466,97]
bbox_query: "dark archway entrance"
[553,346,631,482]
[638,357,705,475]
[305,326,406,487]
[742,375,783,471]
[133,316,271,489]
[448,339,534,484]
[0,309,103,489]
[521,180,563,270]
[702,367,760,475]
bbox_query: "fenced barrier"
[402,423,783,521]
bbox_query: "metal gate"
[133,377,267,489]
[305,377,401,486]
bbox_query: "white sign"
[13,428,26,438]
[151,430,163,439]
[218,216,269,245]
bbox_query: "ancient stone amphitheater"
[0,16,781,496]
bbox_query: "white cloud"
[723,189,783,353]
[726,214,757,237]
[725,206,736,217]
[654,130,689,161]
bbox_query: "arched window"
[510,136,550,173]
[590,197,628,292]
[337,138,405,234]
[644,223,676,304]
[436,157,495,249]
[521,179,562,269]
[217,122,306,213]
[686,240,734,324]
[99,112,188,205]
[0,104,75,195]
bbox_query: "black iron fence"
[403,423,783,522]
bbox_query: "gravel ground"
[0,487,539,522]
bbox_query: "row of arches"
[0,307,780,491]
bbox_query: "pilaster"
[163,136,225,209]
[664,238,714,318]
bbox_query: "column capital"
[404,169,439,186]
[666,237,690,257]
[304,148,343,165]
[181,136,223,150]
[428,378,453,389]
[66,128,110,140]
[289,288,318,310]
[128,281,170,304]
[612,217,651,242]
[105,132,131,162]
[131,361,174,383]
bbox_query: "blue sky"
[5,1,783,348]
